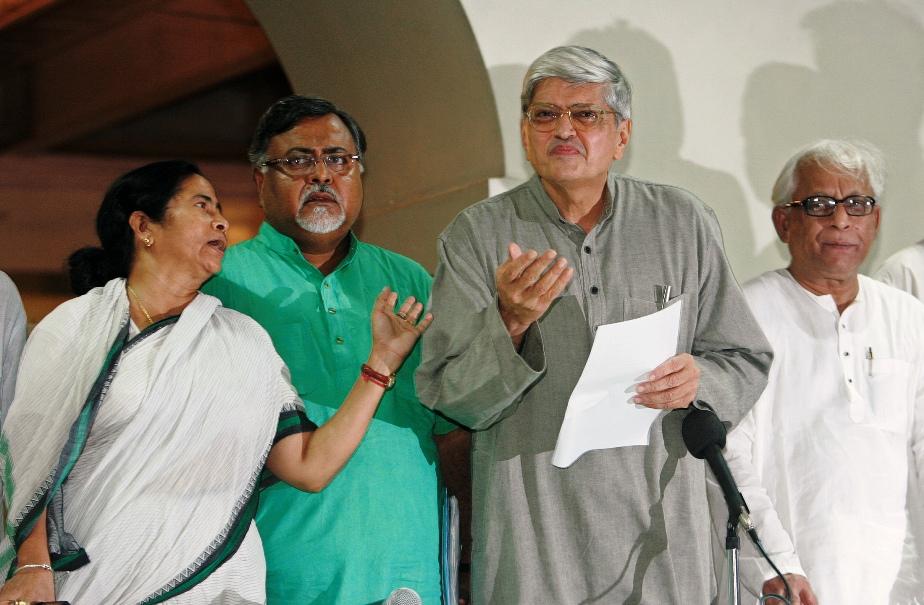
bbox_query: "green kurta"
[416,173,773,604]
[203,222,449,605]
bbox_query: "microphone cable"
[743,523,793,604]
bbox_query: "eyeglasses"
[259,153,362,178]
[524,104,619,132]
[780,195,877,217]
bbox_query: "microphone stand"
[725,514,741,605]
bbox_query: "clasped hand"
[496,242,574,347]
[369,287,433,374]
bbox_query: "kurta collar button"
[328,308,337,314]
[590,286,599,295]
[323,282,331,289]
[335,336,344,345]
[584,246,592,253]
[843,351,849,356]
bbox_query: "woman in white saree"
[0,161,430,604]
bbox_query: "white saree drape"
[0,278,305,603]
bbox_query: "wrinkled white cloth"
[0,271,26,423]
[716,270,924,604]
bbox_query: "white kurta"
[875,240,924,302]
[719,270,924,604]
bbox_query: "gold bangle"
[14,562,53,574]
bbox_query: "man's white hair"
[771,139,885,205]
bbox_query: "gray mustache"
[300,183,340,206]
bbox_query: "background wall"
[460,0,924,282]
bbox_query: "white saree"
[0,278,309,603]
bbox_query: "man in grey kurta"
[416,45,771,603]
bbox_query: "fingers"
[634,353,700,409]
[382,289,429,327]
[508,242,523,259]
[376,286,398,310]
[415,312,434,333]
[498,248,543,283]
[395,295,417,319]
[497,248,571,298]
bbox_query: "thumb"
[508,242,523,260]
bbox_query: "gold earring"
[143,237,152,247]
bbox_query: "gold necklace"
[126,284,154,326]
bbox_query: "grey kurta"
[416,173,772,604]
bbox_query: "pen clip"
[654,285,672,310]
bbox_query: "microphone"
[681,405,755,534]
[382,587,422,605]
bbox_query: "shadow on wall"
[742,1,924,272]
[571,20,770,281]
[489,21,765,280]
[488,63,534,183]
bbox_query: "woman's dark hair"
[68,160,203,295]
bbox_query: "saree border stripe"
[140,446,268,604]
[272,408,317,445]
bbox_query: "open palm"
[370,287,433,374]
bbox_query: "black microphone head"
[384,588,422,605]
[681,405,727,459]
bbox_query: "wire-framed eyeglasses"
[780,195,877,217]
[524,103,619,132]
[259,153,362,178]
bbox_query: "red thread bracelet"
[361,364,396,390]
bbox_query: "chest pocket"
[865,358,913,435]
[623,293,685,322]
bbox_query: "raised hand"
[634,353,700,409]
[368,287,433,374]
[496,242,573,347]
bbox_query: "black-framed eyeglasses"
[259,153,362,178]
[524,103,619,132]
[780,195,877,217]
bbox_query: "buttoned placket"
[281,232,354,357]
[555,215,607,332]
[836,303,866,422]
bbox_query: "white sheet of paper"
[552,300,683,468]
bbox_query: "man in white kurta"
[875,239,924,301]
[720,140,924,604]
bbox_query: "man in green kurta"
[416,46,773,603]
[203,96,451,604]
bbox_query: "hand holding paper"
[552,301,685,468]
[634,352,700,409]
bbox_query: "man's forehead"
[268,114,354,153]
[794,161,871,194]
[532,78,608,104]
